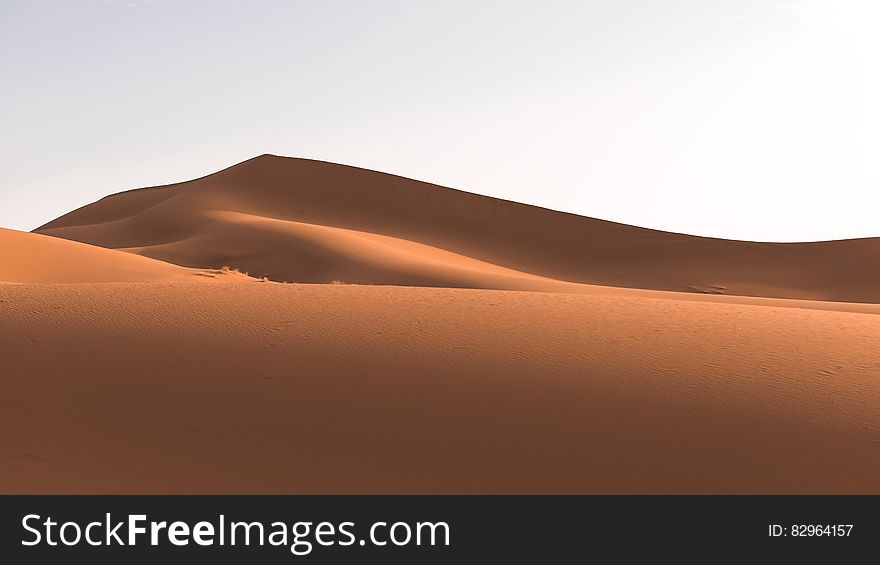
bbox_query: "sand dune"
[116,209,593,292]
[2,282,879,494]
[4,154,879,494]
[37,154,880,302]
[0,227,249,284]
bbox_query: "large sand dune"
[37,154,880,302]
[1,282,879,493]
[3,155,879,494]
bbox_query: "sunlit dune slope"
[0,227,249,283]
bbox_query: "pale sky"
[1,0,878,241]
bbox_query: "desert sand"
[2,155,879,493]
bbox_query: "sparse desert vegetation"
[219,265,248,276]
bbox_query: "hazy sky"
[2,0,878,241]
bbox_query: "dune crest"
[36,154,880,303]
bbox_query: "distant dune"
[0,227,249,284]
[3,155,879,494]
[36,154,880,302]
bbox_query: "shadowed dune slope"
[0,227,249,283]
[37,154,880,302]
[2,283,879,493]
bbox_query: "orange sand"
[1,156,878,493]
